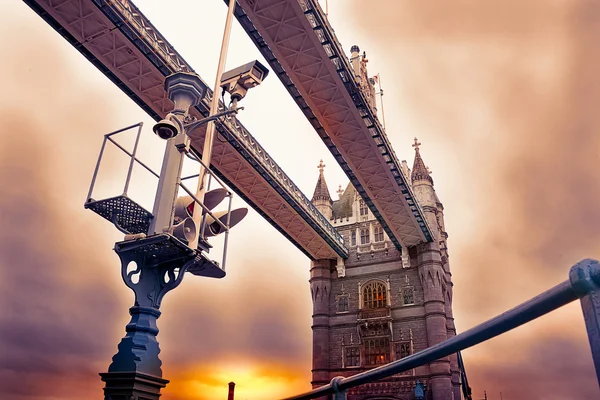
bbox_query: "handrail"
[282,258,600,399]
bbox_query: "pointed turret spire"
[312,160,333,202]
[411,138,433,185]
[311,160,333,219]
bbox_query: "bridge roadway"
[24,0,348,260]
[231,0,434,248]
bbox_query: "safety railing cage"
[84,122,235,278]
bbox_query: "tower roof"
[312,160,332,203]
[411,138,434,184]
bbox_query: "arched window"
[396,342,412,360]
[360,228,370,245]
[374,225,384,242]
[359,199,368,216]
[351,230,356,246]
[363,280,387,309]
[337,296,349,312]
[403,286,415,305]
[365,338,390,365]
[345,347,360,367]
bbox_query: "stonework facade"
[309,143,461,400]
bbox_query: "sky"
[1,1,599,400]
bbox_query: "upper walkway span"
[231,0,434,248]
[24,0,348,260]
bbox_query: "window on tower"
[351,230,356,246]
[359,199,368,216]
[395,342,412,360]
[337,295,349,313]
[365,338,390,366]
[374,225,384,242]
[360,228,370,245]
[402,286,415,305]
[345,346,360,367]
[362,280,387,309]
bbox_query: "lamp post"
[99,72,233,400]
[95,2,268,398]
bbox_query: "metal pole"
[123,122,143,196]
[377,74,386,130]
[577,279,600,384]
[148,73,205,236]
[221,193,233,271]
[147,132,188,235]
[189,0,236,250]
[86,135,108,202]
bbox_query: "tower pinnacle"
[312,160,331,202]
[411,137,433,185]
[412,137,421,151]
[318,159,326,173]
[311,160,333,219]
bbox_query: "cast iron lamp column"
[100,72,207,400]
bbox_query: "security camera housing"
[220,60,270,102]
[152,119,179,140]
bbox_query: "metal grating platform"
[114,234,195,264]
[114,234,225,278]
[85,196,153,234]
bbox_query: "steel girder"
[231,0,434,248]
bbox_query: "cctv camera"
[220,60,269,102]
[153,119,179,140]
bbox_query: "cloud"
[0,110,122,398]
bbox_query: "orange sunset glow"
[1,1,600,400]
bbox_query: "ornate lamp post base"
[100,234,197,399]
[100,371,169,400]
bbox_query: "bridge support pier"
[310,259,333,400]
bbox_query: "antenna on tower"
[374,73,386,129]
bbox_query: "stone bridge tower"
[309,140,460,400]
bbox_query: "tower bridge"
[23,1,464,399]
[24,0,347,261]
[18,2,600,400]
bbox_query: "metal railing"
[84,122,235,270]
[283,258,600,399]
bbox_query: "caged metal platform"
[84,122,234,279]
[84,122,156,235]
[86,195,153,235]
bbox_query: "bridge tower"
[310,141,457,400]
[411,140,462,399]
